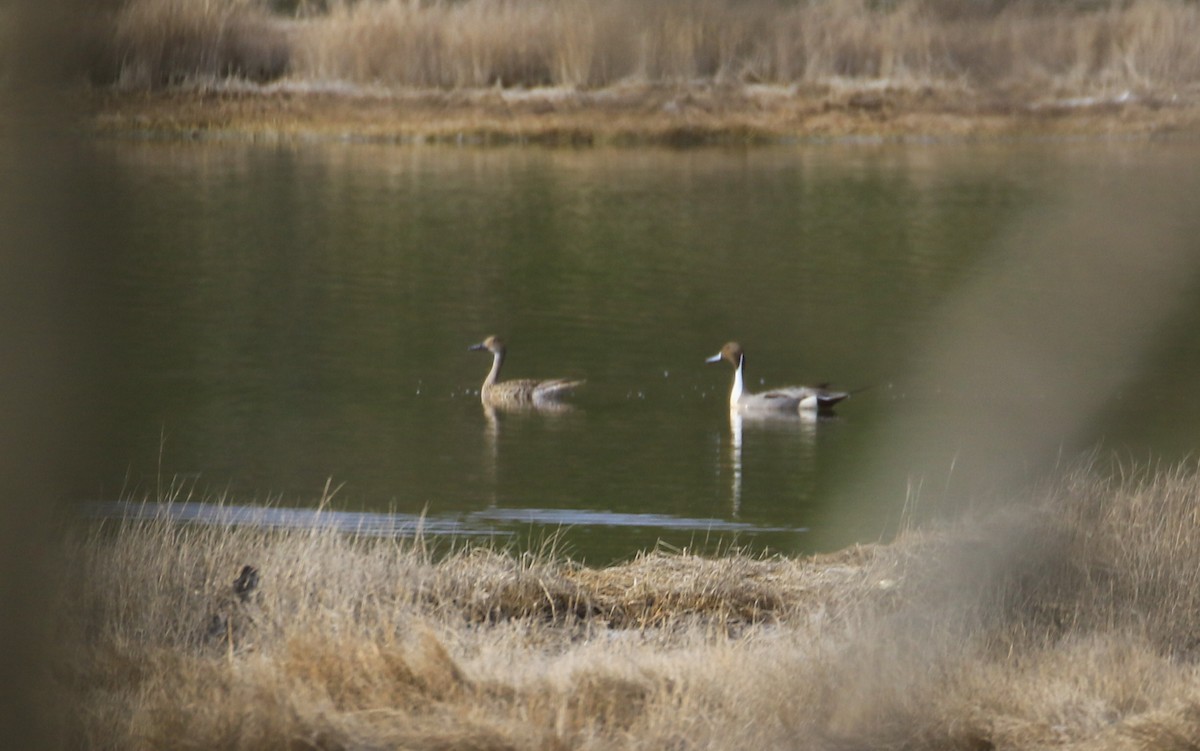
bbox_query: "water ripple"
[83,500,803,538]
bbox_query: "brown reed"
[97,0,1200,95]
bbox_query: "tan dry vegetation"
[80,0,1200,141]
[100,0,1200,91]
[57,461,1200,749]
[99,0,289,88]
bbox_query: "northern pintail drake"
[706,341,848,415]
[469,335,583,408]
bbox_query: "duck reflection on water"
[723,409,824,517]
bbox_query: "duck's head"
[469,335,506,354]
[705,341,744,368]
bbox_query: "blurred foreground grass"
[59,461,1200,749]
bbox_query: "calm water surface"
[84,138,1200,562]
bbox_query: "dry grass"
[91,0,1200,95]
[102,0,290,88]
[73,0,1200,142]
[54,460,1200,749]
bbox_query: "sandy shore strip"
[85,82,1200,145]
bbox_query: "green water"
[83,138,1200,562]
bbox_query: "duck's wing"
[758,389,801,402]
[738,388,803,412]
[794,385,849,412]
[532,378,584,402]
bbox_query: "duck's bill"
[705,352,723,363]
[468,342,487,351]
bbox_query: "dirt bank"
[86,82,1200,145]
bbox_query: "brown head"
[705,341,744,368]
[468,335,506,355]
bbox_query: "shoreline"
[85,82,1200,146]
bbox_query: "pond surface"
[82,136,1200,563]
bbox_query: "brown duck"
[469,336,583,408]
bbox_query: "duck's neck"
[483,350,504,390]
[729,355,744,407]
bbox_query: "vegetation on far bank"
[89,0,1200,93]
[43,0,1200,141]
[57,461,1200,749]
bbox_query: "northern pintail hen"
[469,335,583,408]
[706,341,848,415]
